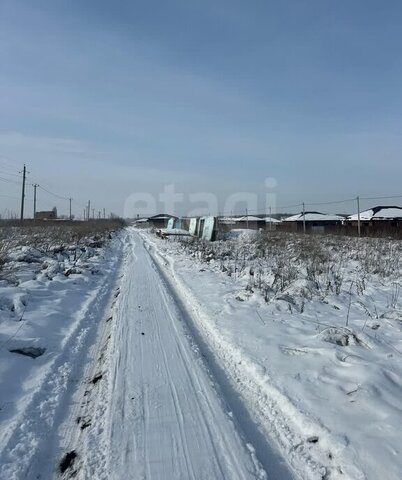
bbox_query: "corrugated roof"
[236,215,265,221]
[283,212,344,222]
[264,216,281,223]
[348,206,402,221]
[148,214,177,220]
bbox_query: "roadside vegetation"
[177,231,401,300]
[164,231,402,346]
[0,219,125,275]
[0,219,125,478]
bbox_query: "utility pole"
[103,208,106,219]
[356,196,361,237]
[302,202,306,234]
[98,210,101,219]
[69,198,72,221]
[269,206,272,231]
[20,164,27,224]
[32,183,39,221]
[87,201,91,221]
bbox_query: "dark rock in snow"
[59,450,77,473]
[76,416,92,430]
[89,240,103,248]
[9,347,46,359]
[92,373,103,384]
[64,267,82,277]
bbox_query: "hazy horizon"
[1,0,402,218]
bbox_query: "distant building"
[133,217,149,225]
[346,206,402,233]
[140,214,177,229]
[264,217,281,230]
[35,208,57,220]
[219,215,267,230]
[235,215,266,230]
[281,211,344,233]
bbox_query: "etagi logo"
[123,178,278,218]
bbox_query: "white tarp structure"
[158,228,192,237]
[201,216,215,241]
[189,218,198,235]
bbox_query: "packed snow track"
[57,230,294,480]
[106,232,270,479]
[0,229,294,479]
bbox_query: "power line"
[0,194,20,200]
[0,176,21,185]
[305,198,355,207]
[32,181,87,216]
[72,198,87,209]
[28,174,57,191]
[0,170,22,179]
[276,203,303,210]
[38,184,69,200]
[27,176,87,211]
[0,157,19,172]
[360,194,402,201]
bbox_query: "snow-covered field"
[0,224,124,479]
[145,230,402,480]
[1,225,401,480]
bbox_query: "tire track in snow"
[143,233,367,480]
[68,229,269,480]
[143,233,298,480]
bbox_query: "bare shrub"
[0,219,125,270]
[173,230,402,308]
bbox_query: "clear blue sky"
[1,0,402,216]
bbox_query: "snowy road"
[58,229,288,480]
[105,231,268,479]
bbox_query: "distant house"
[147,214,177,229]
[264,216,281,230]
[346,206,402,233]
[219,216,239,225]
[281,211,344,233]
[230,215,264,230]
[35,208,57,220]
[133,217,149,225]
[219,215,266,230]
[264,216,281,223]
[219,215,281,231]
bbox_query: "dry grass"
[175,231,402,302]
[0,219,125,269]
